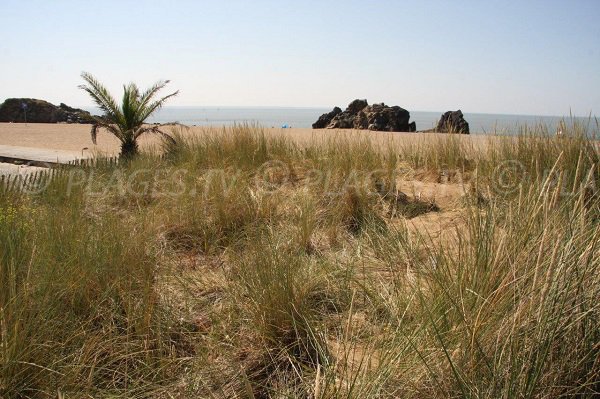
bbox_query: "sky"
[0,0,599,116]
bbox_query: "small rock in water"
[435,110,470,134]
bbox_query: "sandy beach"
[0,122,493,155]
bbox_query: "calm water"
[84,106,596,135]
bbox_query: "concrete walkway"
[0,162,47,177]
[0,144,91,167]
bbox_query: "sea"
[83,106,598,135]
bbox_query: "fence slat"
[1,155,121,194]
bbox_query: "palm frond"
[78,72,124,124]
[90,124,99,144]
[138,90,179,123]
[103,124,124,140]
[90,120,126,143]
[134,124,178,144]
[138,80,170,110]
[121,83,141,129]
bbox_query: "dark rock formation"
[325,100,366,129]
[346,99,369,114]
[315,99,416,132]
[0,98,94,124]
[312,106,342,128]
[435,110,469,134]
[360,103,411,132]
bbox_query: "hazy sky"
[1,0,599,116]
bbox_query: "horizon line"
[75,104,598,119]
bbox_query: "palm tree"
[79,72,179,159]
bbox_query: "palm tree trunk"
[120,138,139,159]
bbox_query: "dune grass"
[1,123,598,398]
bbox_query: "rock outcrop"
[0,98,94,124]
[312,106,342,128]
[360,103,413,132]
[314,99,416,132]
[435,110,469,134]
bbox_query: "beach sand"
[0,123,492,155]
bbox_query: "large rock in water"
[346,99,369,114]
[360,103,413,132]
[312,106,342,128]
[326,99,368,129]
[315,99,416,132]
[435,110,469,134]
[0,98,94,123]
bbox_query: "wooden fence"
[0,156,119,194]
